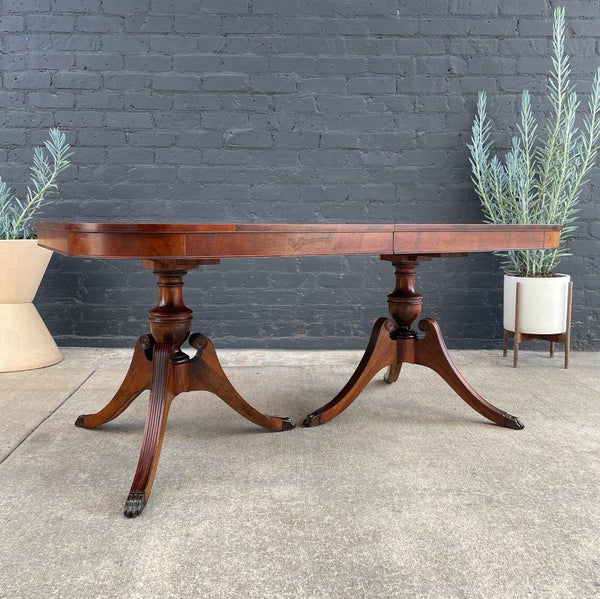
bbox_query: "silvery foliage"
[0,128,72,240]
[469,6,600,276]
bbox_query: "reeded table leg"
[75,259,295,518]
[303,255,524,430]
[125,343,175,517]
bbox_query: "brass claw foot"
[124,491,145,518]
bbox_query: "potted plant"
[0,128,72,372]
[469,6,600,339]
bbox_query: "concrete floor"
[0,347,599,599]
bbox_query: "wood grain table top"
[36,221,561,259]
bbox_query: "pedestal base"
[303,256,524,431]
[75,261,295,518]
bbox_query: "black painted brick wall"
[1,0,598,349]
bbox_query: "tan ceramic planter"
[0,240,62,372]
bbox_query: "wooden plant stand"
[503,280,573,368]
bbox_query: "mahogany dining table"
[36,221,561,517]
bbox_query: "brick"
[348,76,396,94]
[172,94,221,111]
[220,55,268,73]
[177,131,223,148]
[77,15,124,32]
[274,95,316,112]
[76,53,123,70]
[77,91,124,109]
[150,36,198,53]
[152,74,201,91]
[4,72,51,88]
[273,17,322,34]
[223,16,270,33]
[321,17,370,35]
[104,112,154,128]
[269,56,315,73]
[296,36,343,54]
[253,0,299,14]
[124,15,172,32]
[318,96,366,113]
[27,15,75,31]
[202,0,248,13]
[172,16,221,33]
[318,57,367,74]
[368,17,418,35]
[297,77,346,92]
[470,17,518,35]
[0,16,25,31]
[150,0,201,14]
[467,56,517,75]
[78,130,126,146]
[450,0,498,15]
[250,75,296,93]
[0,92,25,108]
[28,91,75,108]
[104,73,150,89]
[154,148,202,163]
[125,54,171,71]
[224,129,272,148]
[345,38,395,55]
[0,53,26,70]
[52,0,99,10]
[54,71,102,89]
[221,94,273,112]
[419,18,470,35]
[368,57,415,75]
[272,132,319,148]
[53,110,103,127]
[201,74,249,91]
[26,53,75,70]
[499,0,547,16]
[101,35,149,52]
[4,0,51,11]
[103,0,149,12]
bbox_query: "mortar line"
[0,369,97,467]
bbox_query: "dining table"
[36,221,561,517]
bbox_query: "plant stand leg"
[550,341,555,358]
[565,281,573,369]
[513,282,521,368]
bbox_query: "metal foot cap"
[124,492,145,518]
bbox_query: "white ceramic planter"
[0,240,62,372]
[503,273,571,335]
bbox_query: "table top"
[36,221,561,260]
